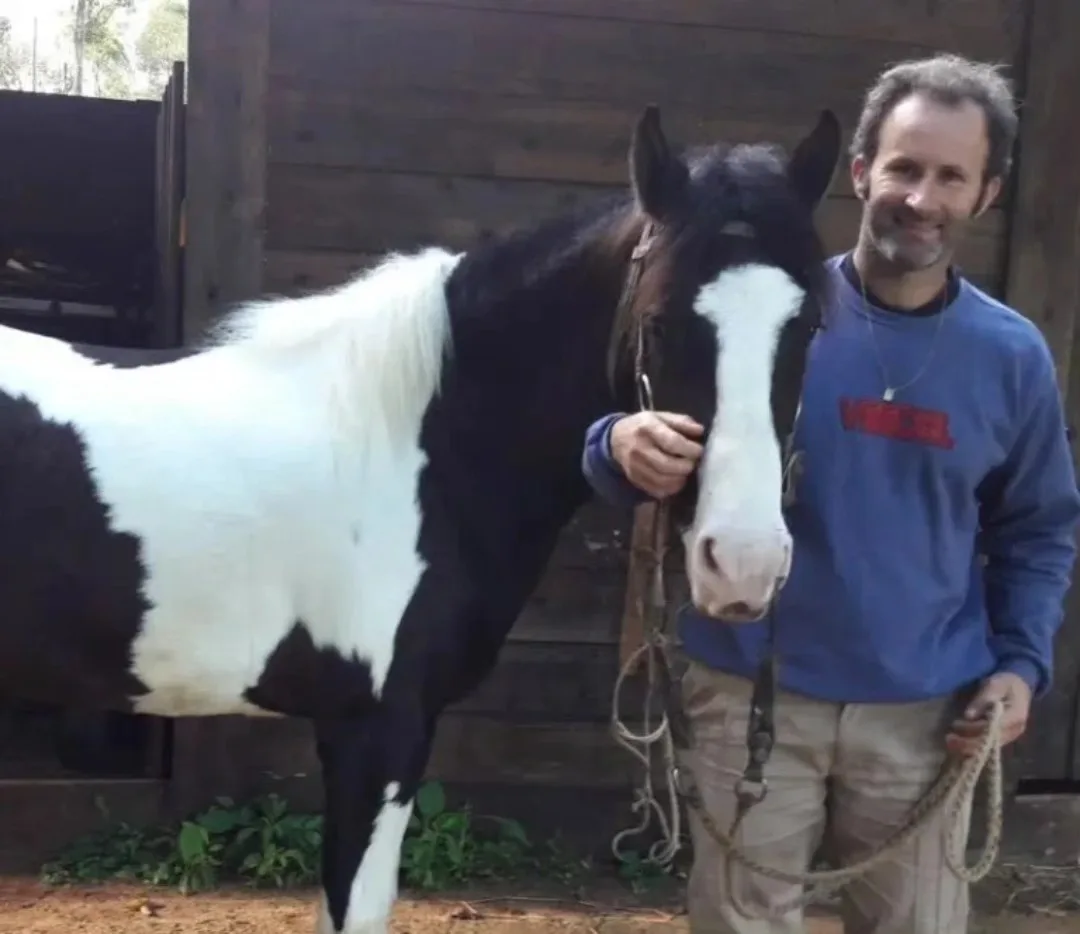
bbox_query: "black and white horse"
[0,106,840,933]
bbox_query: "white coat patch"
[316,781,413,934]
[0,248,460,716]
[683,262,806,616]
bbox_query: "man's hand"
[946,671,1032,757]
[609,411,705,499]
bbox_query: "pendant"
[883,387,896,402]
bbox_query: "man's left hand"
[945,671,1032,757]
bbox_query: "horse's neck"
[442,235,631,468]
[416,235,631,611]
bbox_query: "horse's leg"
[314,706,434,934]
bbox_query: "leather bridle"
[614,216,807,835]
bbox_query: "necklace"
[860,279,949,402]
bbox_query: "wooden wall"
[176,0,1080,837]
[256,0,1020,299]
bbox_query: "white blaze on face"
[684,263,806,621]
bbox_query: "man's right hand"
[609,412,705,499]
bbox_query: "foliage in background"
[39,781,601,895]
[0,0,188,98]
[70,0,137,96]
[134,0,186,96]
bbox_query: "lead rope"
[609,346,1006,919]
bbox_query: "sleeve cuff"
[997,657,1045,698]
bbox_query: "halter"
[615,215,805,831]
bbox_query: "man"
[582,54,1080,933]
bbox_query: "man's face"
[852,93,1001,273]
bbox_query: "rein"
[608,219,1006,918]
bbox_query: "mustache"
[889,204,943,225]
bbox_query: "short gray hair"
[850,54,1019,181]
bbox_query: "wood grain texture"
[173,711,658,790]
[343,0,1021,61]
[997,0,1080,784]
[445,642,644,721]
[152,62,186,349]
[1001,0,1080,387]
[264,165,1004,285]
[267,84,858,192]
[508,565,625,646]
[183,0,270,344]
[268,3,1022,123]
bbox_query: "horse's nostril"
[722,601,753,618]
[700,536,720,574]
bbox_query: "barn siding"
[996,0,1080,785]
[259,0,1018,299]
[167,0,1080,843]
[174,0,1023,808]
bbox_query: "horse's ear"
[630,104,689,220]
[788,109,843,210]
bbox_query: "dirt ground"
[4,876,1080,934]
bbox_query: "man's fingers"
[644,419,704,460]
[654,411,706,438]
[947,711,1027,756]
[632,473,683,499]
[638,446,696,478]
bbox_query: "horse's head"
[610,105,841,622]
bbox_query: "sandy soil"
[3,878,1080,934]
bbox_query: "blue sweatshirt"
[583,254,1080,703]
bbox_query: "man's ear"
[972,176,1003,218]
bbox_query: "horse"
[0,104,841,933]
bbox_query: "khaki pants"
[677,657,971,934]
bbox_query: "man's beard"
[865,207,950,273]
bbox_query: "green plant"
[41,793,322,893]
[399,780,532,890]
[40,782,553,895]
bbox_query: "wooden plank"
[447,642,645,721]
[263,774,670,863]
[428,714,653,788]
[1067,325,1080,779]
[152,61,186,349]
[550,499,632,571]
[269,4,1021,123]
[262,249,381,296]
[265,166,1005,284]
[996,0,1080,784]
[0,779,165,873]
[0,93,158,241]
[356,0,1021,61]
[266,85,855,191]
[174,0,272,813]
[182,0,270,345]
[183,711,655,791]
[509,565,624,646]
[264,83,999,208]
[1001,0,1080,391]
[987,794,1080,865]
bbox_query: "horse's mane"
[206,248,459,447]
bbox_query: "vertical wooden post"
[997,0,1080,783]
[182,0,270,345]
[1001,0,1080,392]
[152,61,186,349]
[170,0,271,818]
